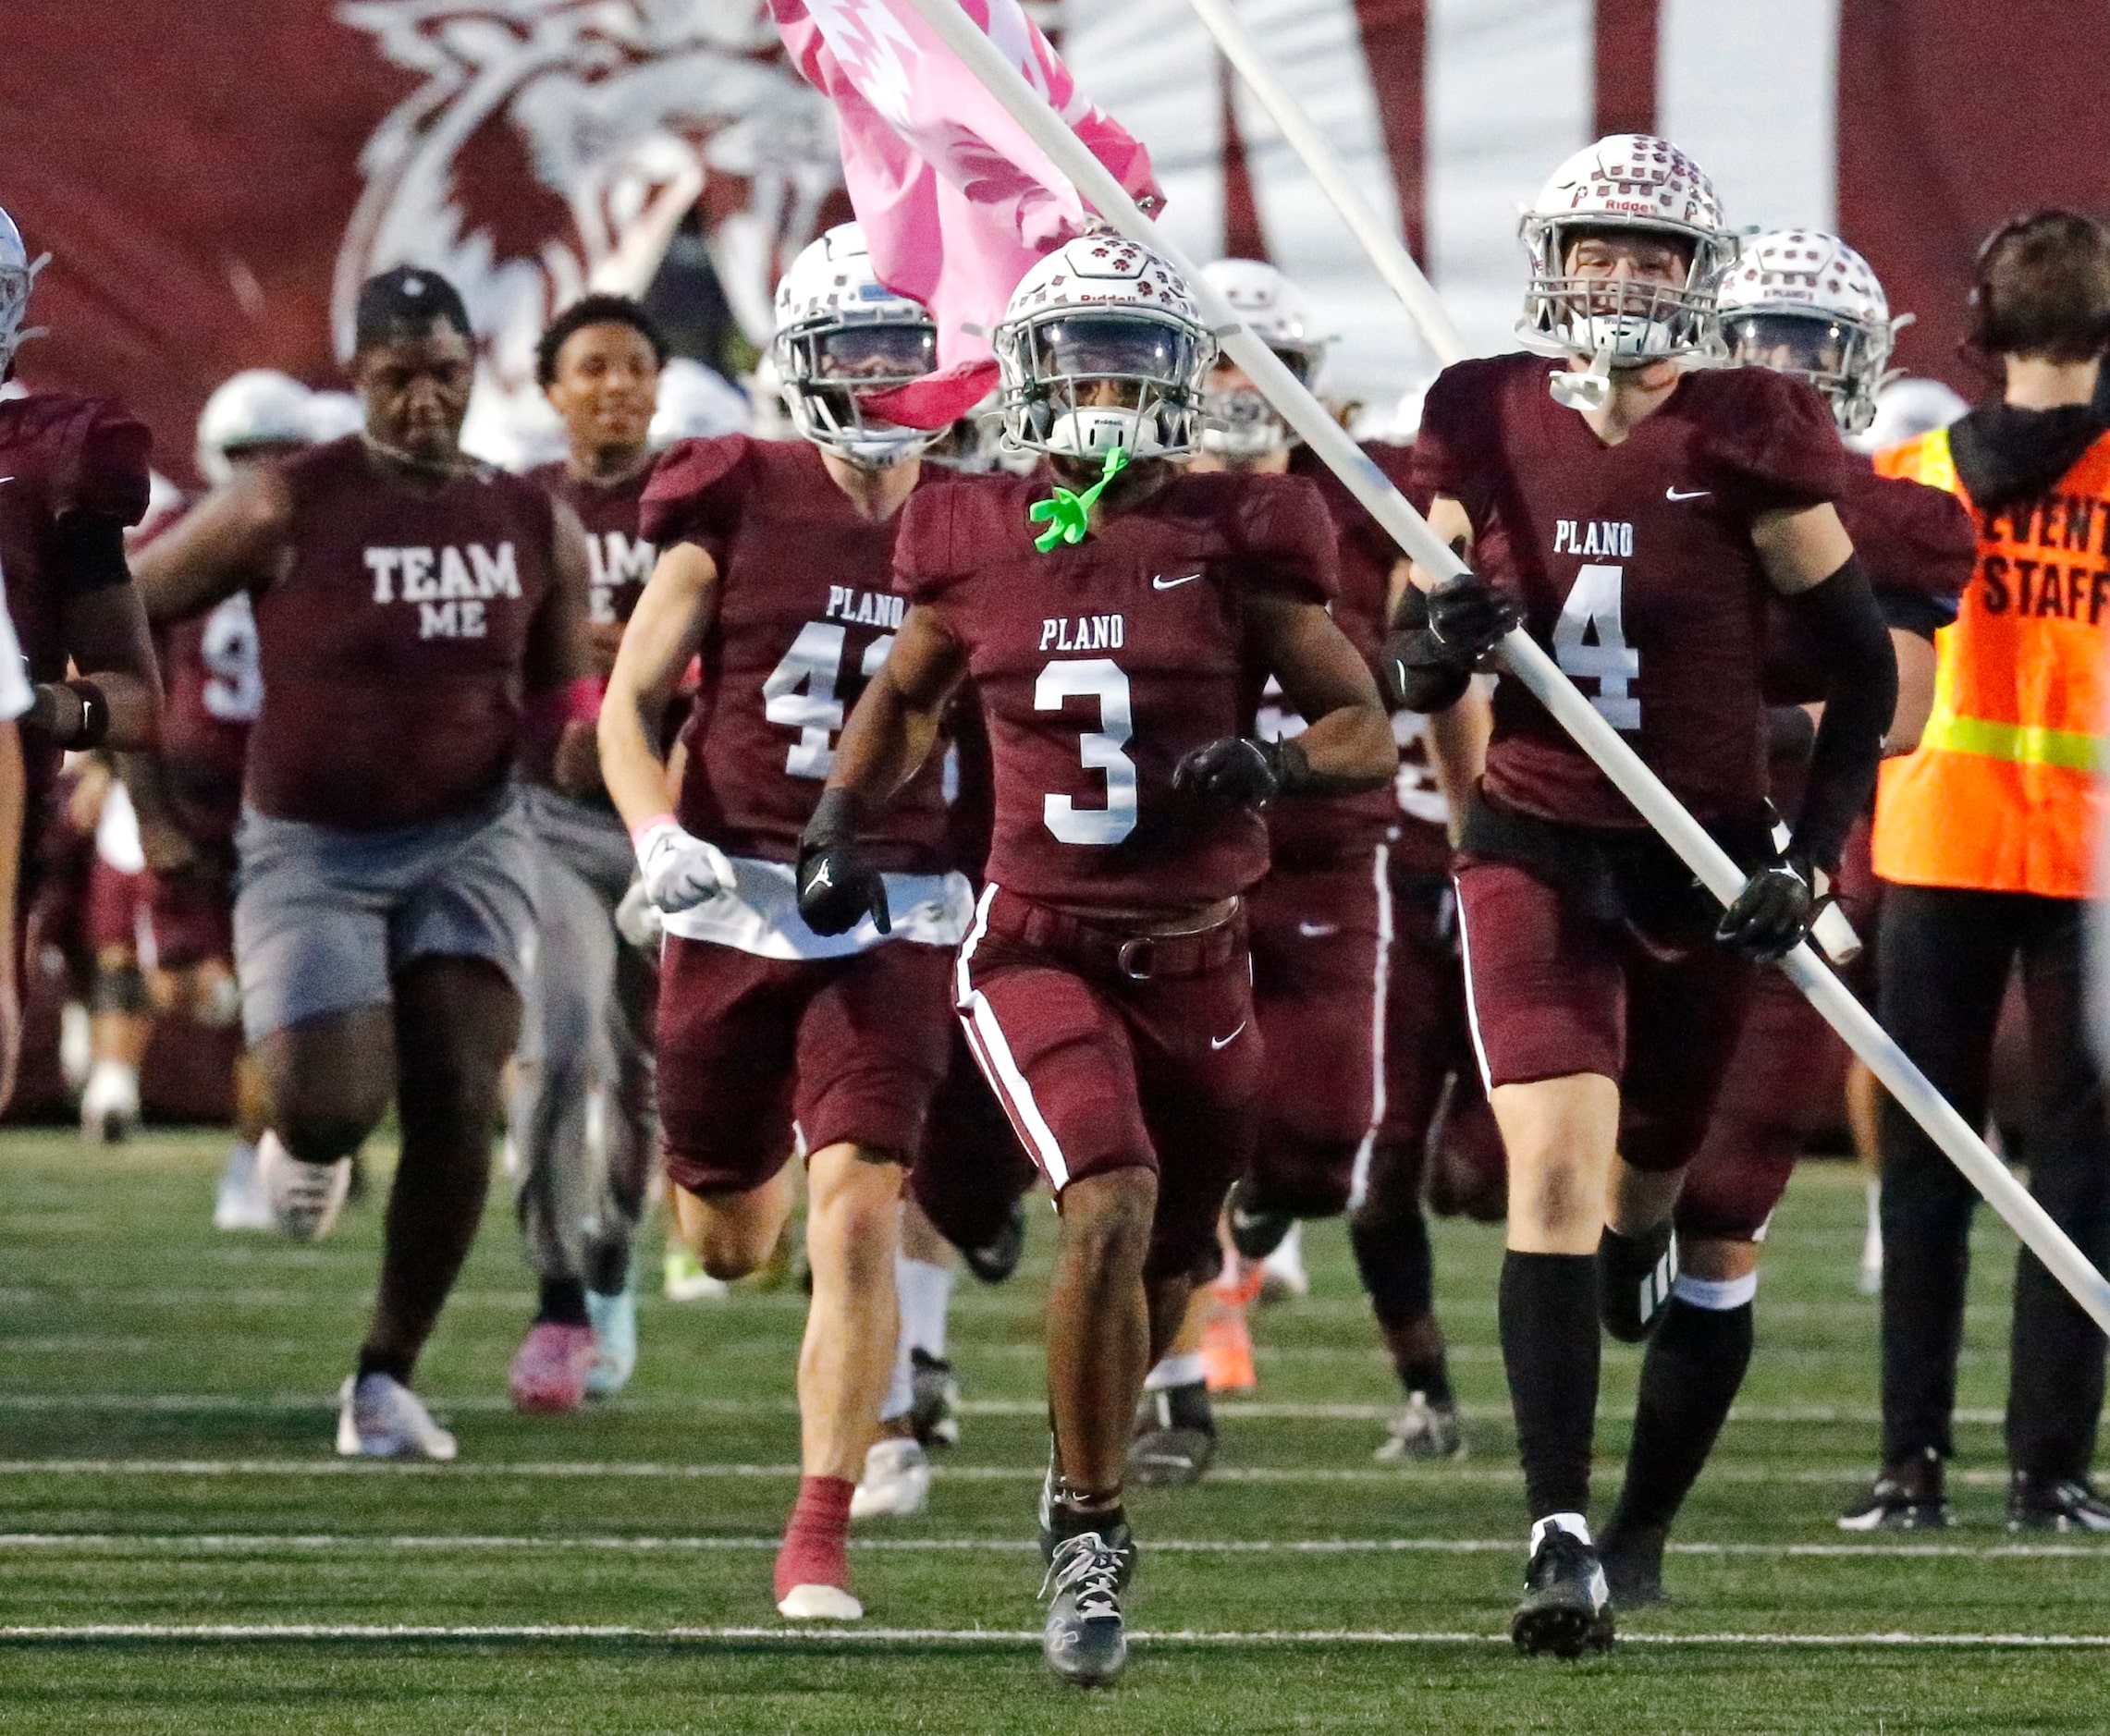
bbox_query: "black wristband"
[803,786,865,852]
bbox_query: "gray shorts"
[233,788,538,1043]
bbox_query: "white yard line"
[0,1458,2029,1486]
[1,1533,2104,1559]
[0,1621,2104,1647]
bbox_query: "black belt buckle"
[1116,935,1158,981]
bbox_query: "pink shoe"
[509,1321,597,1412]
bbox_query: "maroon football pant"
[656,934,954,1196]
[955,886,1261,1281]
[911,1022,1039,1254]
[1454,856,1754,1175]
[1241,848,1391,1220]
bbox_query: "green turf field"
[3,1131,2105,1733]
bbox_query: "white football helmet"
[304,391,366,444]
[1517,134,1734,371]
[772,224,938,467]
[1853,375,1969,456]
[196,370,315,484]
[996,233,1216,460]
[0,205,49,376]
[649,358,749,446]
[1718,231,1902,435]
[1197,259,1327,459]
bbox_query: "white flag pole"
[1182,0,1465,367]
[892,0,2110,1333]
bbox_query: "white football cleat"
[258,1131,352,1241]
[212,1141,276,1231]
[1258,1220,1309,1302]
[777,1583,864,1620]
[851,1436,931,1520]
[80,1059,140,1144]
[336,1373,457,1461]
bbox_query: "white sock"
[1672,1270,1758,1311]
[1145,1351,1207,1392]
[895,1253,954,1361]
[1529,1511,1592,1550]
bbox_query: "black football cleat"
[1041,1525,1136,1687]
[1126,1381,1217,1486]
[2008,1473,2110,1533]
[963,1201,1027,1285]
[1597,1521,1669,1610]
[1510,1525,1615,1658]
[1838,1446,1954,1531]
[907,1350,961,1449]
[1598,1221,1678,1343]
[1225,1182,1294,1264]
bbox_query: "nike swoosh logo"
[1297,921,1339,938]
[1152,572,1202,591]
[1210,1021,1247,1051]
[1665,486,1711,502]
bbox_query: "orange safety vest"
[1872,424,2110,897]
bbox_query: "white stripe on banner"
[1345,840,1393,1212]
[1659,0,1842,234]
[1061,0,1225,265]
[1424,0,1593,362]
[1225,0,1435,414]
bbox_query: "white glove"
[614,877,665,952]
[632,818,736,913]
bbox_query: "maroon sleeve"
[1232,473,1339,605]
[60,402,153,527]
[1698,368,1854,518]
[892,478,1018,605]
[637,434,751,564]
[1407,361,1497,519]
[1837,464,1977,602]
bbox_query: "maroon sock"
[774,1475,855,1601]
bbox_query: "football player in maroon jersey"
[1125,258,1488,1484]
[1392,138,1896,1654]
[0,203,166,876]
[506,294,667,1413]
[114,372,320,1209]
[136,266,592,1461]
[1591,233,1974,1602]
[812,233,1395,1684]
[598,226,974,1622]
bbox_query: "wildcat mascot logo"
[334,0,838,457]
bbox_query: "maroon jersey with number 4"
[642,435,950,873]
[246,435,572,830]
[529,463,654,627]
[1413,354,1852,828]
[893,469,1338,915]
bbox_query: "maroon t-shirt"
[1413,353,1851,828]
[529,462,654,627]
[644,435,951,874]
[895,469,1338,914]
[246,435,570,830]
[0,393,153,809]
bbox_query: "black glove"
[1380,628,1471,714]
[1172,736,1292,810]
[1425,572,1519,667]
[795,789,891,937]
[1714,851,1817,962]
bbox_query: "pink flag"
[772,0,1161,428]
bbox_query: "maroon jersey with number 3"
[1413,354,1851,828]
[530,463,654,627]
[642,435,950,873]
[246,435,572,830]
[893,470,1338,914]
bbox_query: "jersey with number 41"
[642,435,951,873]
[1412,352,1851,828]
[893,470,1338,914]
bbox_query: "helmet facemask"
[1519,220,1729,370]
[1723,308,1891,436]
[0,250,47,378]
[997,309,1214,461]
[775,316,940,468]
[1200,343,1319,461]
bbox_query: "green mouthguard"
[1029,445,1130,552]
